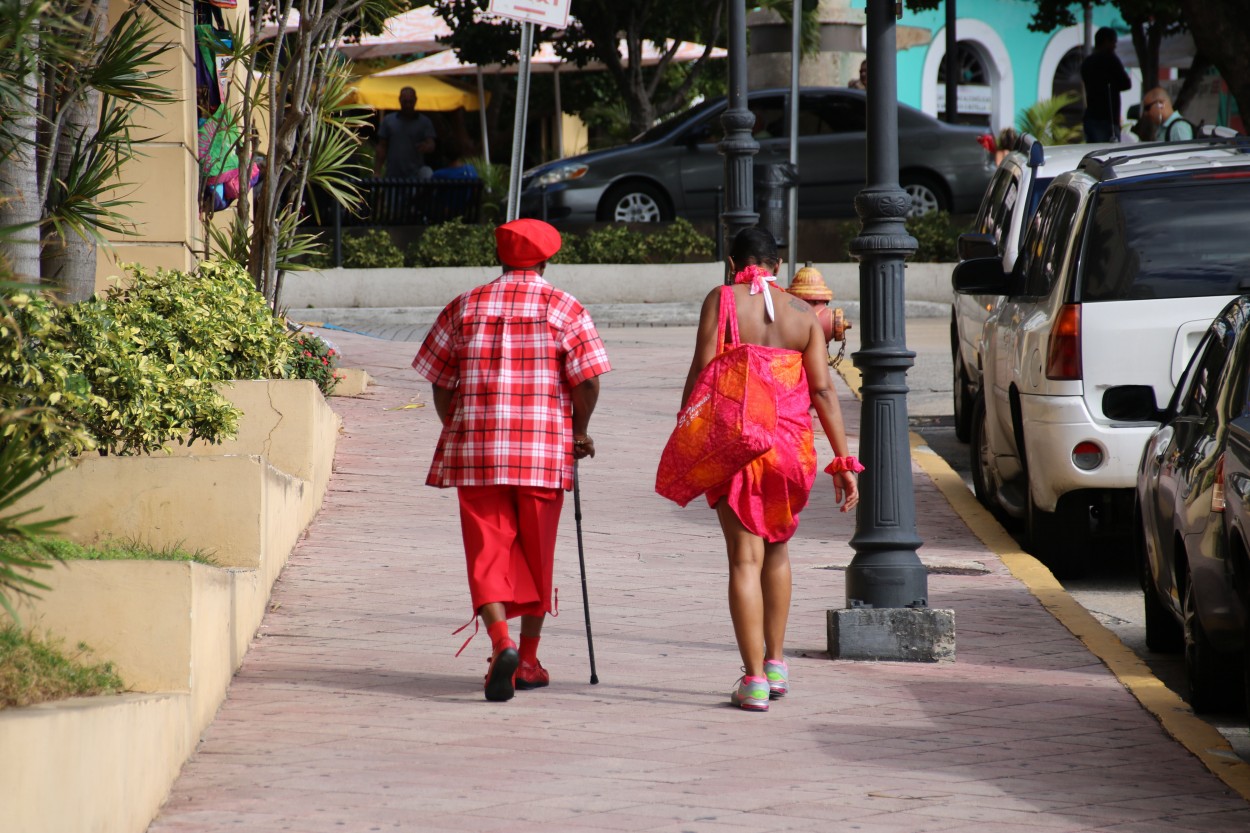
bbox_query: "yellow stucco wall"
[94,1,250,292]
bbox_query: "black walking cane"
[573,460,600,684]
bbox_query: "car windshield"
[1078,177,1250,302]
[631,99,722,144]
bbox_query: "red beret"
[495,219,562,268]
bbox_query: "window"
[748,96,786,140]
[1016,186,1078,297]
[1079,178,1250,302]
[797,95,866,136]
[1179,319,1233,418]
[976,167,1018,253]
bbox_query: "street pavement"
[146,310,1250,832]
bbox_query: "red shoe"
[515,659,549,690]
[484,641,518,702]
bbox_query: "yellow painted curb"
[837,362,1250,802]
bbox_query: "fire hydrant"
[788,263,850,346]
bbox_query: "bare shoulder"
[772,288,818,351]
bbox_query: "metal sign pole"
[476,67,491,164]
[506,20,535,222]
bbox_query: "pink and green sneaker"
[764,659,789,698]
[730,675,770,712]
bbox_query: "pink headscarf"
[733,264,778,321]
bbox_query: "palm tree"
[0,0,173,301]
[1017,92,1084,146]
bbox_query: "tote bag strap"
[716,285,740,352]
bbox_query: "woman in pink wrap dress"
[681,227,862,711]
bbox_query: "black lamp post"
[718,0,759,279]
[844,0,927,611]
[827,0,951,663]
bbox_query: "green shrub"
[342,229,403,268]
[0,291,98,460]
[829,214,962,262]
[581,225,648,264]
[549,230,584,264]
[288,330,341,396]
[0,625,125,708]
[906,210,963,262]
[408,219,497,267]
[645,218,715,263]
[57,261,293,455]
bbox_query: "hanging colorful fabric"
[655,286,778,507]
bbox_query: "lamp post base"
[827,606,956,663]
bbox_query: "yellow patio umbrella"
[351,73,485,112]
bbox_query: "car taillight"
[1213,454,1226,512]
[1072,441,1102,470]
[1046,304,1082,381]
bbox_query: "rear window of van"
[1078,177,1250,302]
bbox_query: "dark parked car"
[519,87,996,224]
[1136,295,1250,715]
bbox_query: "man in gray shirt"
[376,87,437,178]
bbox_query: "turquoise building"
[889,0,1136,133]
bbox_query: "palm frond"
[43,100,141,242]
[85,7,176,107]
[0,429,71,623]
[1016,92,1083,145]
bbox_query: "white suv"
[952,137,1117,441]
[953,140,1250,574]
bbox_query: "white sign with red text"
[487,0,571,30]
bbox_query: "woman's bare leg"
[716,500,766,678]
[761,541,791,662]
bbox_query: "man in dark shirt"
[1080,27,1132,142]
[375,87,437,178]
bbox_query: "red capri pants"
[457,485,564,618]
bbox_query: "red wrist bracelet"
[825,456,865,475]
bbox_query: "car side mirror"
[957,232,997,262]
[952,257,1009,295]
[1103,385,1163,422]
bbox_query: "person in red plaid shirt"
[413,218,611,702]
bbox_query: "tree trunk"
[1175,54,1212,114]
[41,88,102,301]
[42,0,107,302]
[1178,0,1250,132]
[0,2,42,281]
[1128,19,1160,96]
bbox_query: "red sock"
[487,620,511,652]
[519,634,540,665]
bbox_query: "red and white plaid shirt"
[413,271,611,490]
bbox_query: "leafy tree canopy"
[433,0,725,134]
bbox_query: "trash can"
[753,161,798,248]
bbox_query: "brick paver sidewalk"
[148,326,1250,833]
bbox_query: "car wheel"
[1182,562,1240,713]
[953,349,973,444]
[598,181,671,223]
[1136,507,1183,652]
[901,173,948,217]
[969,393,992,507]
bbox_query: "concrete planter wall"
[282,261,956,310]
[0,378,347,833]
